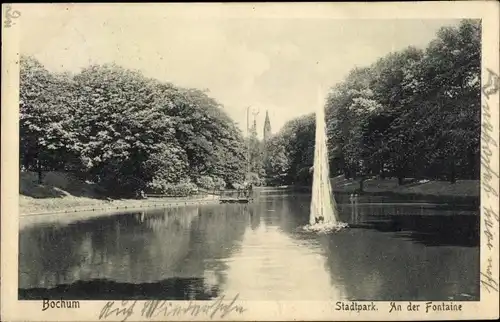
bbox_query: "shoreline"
[20,195,220,217]
[285,178,479,203]
[20,178,480,217]
[19,197,222,229]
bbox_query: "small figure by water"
[239,181,253,198]
[247,183,253,198]
[239,182,248,198]
[220,182,253,204]
[136,189,147,199]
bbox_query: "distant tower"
[263,110,272,142]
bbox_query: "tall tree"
[19,58,248,196]
[272,19,481,186]
[19,56,79,183]
[264,135,290,185]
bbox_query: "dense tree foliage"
[264,20,481,187]
[263,135,290,185]
[20,57,80,183]
[20,60,247,196]
[21,20,481,193]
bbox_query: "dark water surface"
[19,194,479,301]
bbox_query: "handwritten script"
[3,4,21,28]
[480,67,499,294]
[99,294,246,321]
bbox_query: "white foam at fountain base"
[302,222,349,234]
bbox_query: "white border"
[2,2,499,321]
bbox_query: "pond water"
[19,193,480,301]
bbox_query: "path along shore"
[20,194,220,217]
[19,172,479,217]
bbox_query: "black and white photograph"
[1,2,499,321]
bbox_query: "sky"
[18,4,460,138]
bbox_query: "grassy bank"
[329,176,480,206]
[331,176,479,197]
[19,194,219,216]
[285,176,479,203]
[19,172,480,215]
[19,171,218,216]
[286,176,479,198]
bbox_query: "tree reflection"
[316,228,479,301]
[181,204,250,289]
[274,195,479,301]
[19,195,479,301]
[19,203,249,300]
[19,223,92,289]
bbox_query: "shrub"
[147,178,168,194]
[246,172,261,186]
[146,179,198,196]
[196,175,215,190]
[170,182,198,196]
[213,176,226,189]
[231,182,243,190]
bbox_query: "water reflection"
[19,204,250,299]
[19,194,479,301]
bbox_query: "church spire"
[263,110,271,141]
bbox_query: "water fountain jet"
[304,88,348,233]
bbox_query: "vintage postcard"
[1,2,499,321]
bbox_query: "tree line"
[264,19,481,187]
[20,58,248,197]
